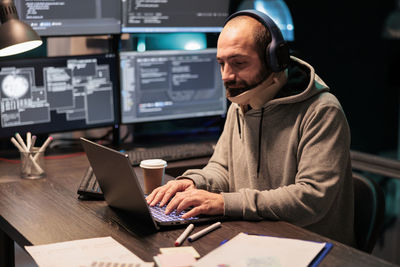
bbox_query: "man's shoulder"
[311,91,343,110]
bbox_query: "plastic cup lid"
[140,159,167,169]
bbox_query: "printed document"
[194,232,328,267]
[25,236,151,267]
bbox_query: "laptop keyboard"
[77,168,199,221]
[150,204,199,222]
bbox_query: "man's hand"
[165,189,224,219]
[146,179,195,207]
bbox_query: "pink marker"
[175,224,194,246]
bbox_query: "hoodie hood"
[267,56,329,107]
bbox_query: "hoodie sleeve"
[175,106,236,193]
[223,102,352,225]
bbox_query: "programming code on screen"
[121,0,230,32]
[119,49,226,124]
[14,0,121,36]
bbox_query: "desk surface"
[0,153,397,266]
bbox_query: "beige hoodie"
[178,57,355,246]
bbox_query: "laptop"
[80,137,222,230]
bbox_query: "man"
[146,10,354,246]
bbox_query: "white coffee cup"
[140,159,167,194]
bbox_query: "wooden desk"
[0,153,396,267]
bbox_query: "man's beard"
[225,69,270,97]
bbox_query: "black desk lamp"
[0,0,42,57]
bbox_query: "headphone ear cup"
[268,42,289,72]
[264,36,289,72]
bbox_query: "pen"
[33,136,53,161]
[38,136,53,153]
[15,133,28,152]
[10,137,25,153]
[31,135,37,148]
[188,222,221,242]
[26,132,31,151]
[174,223,194,246]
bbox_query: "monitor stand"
[112,124,120,147]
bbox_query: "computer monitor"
[14,0,121,36]
[0,54,119,139]
[121,0,230,33]
[119,49,226,126]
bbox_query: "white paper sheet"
[194,232,327,267]
[25,236,147,267]
[159,246,200,258]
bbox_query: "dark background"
[230,0,398,155]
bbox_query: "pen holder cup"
[20,147,46,179]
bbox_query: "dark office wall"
[230,1,397,154]
[282,1,397,154]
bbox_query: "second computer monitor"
[119,49,226,124]
[0,54,118,139]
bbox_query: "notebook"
[80,137,222,230]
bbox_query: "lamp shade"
[0,0,42,57]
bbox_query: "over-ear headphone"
[225,9,290,72]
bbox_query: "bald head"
[220,15,271,65]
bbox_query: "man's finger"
[182,206,202,219]
[165,191,187,214]
[149,185,171,206]
[159,185,180,206]
[146,187,160,204]
[175,195,199,214]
